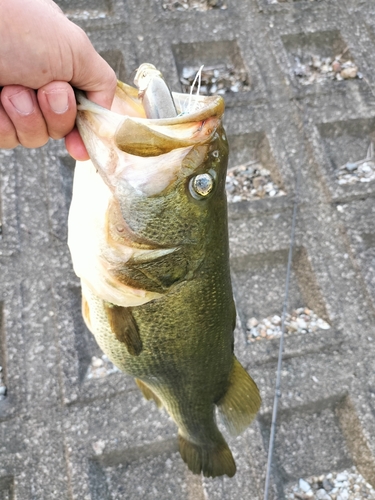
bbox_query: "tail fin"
[178,434,236,478]
[217,357,261,436]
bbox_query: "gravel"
[246,307,330,342]
[286,467,375,499]
[85,355,120,380]
[226,161,285,203]
[0,365,6,400]
[161,0,227,11]
[336,141,375,185]
[179,64,250,95]
[268,0,319,3]
[66,9,107,19]
[293,52,362,86]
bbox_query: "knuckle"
[49,130,66,140]
[11,115,49,148]
[0,137,19,149]
[46,115,75,140]
[0,117,18,148]
[20,136,49,149]
[14,122,49,148]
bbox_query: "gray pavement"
[1,0,375,498]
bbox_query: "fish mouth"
[75,80,225,194]
[76,81,224,157]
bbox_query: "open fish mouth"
[75,71,225,196]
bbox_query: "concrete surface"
[1,0,375,498]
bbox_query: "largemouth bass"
[68,64,261,478]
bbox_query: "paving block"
[1,1,375,498]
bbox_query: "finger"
[0,98,19,149]
[86,84,117,111]
[37,81,77,139]
[0,85,49,148]
[65,127,90,161]
[70,28,117,110]
[42,0,65,14]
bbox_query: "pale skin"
[0,0,117,160]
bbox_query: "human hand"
[0,0,117,160]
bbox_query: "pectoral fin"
[104,303,142,356]
[217,357,261,436]
[82,293,92,331]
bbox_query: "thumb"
[69,28,117,110]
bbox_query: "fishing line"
[263,166,301,500]
[186,65,204,113]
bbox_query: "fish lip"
[145,93,224,125]
[115,80,225,123]
[76,83,225,125]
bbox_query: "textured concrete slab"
[1,0,375,498]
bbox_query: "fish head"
[70,80,229,305]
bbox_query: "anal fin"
[178,434,236,478]
[217,357,261,436]
[104,303,142,356]
[135,378,163,408]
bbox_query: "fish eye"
[189,173,215,199]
